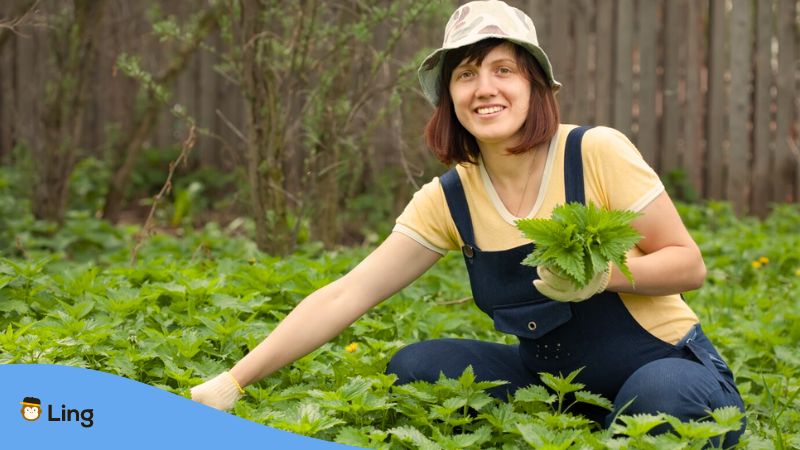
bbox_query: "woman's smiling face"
[448,42,531,151]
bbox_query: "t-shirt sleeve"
[582,126,665,212]
[393,177,460,255]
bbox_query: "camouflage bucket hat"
[418,0,561,106]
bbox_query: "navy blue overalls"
[387,126,745,446]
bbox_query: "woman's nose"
[474,73,498,98]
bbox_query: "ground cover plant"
[1,197,798,448]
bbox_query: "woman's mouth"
[475,105,505,115]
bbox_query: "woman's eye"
[497,66,512,74]
[457,70,474,80]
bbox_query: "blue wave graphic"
[1,364,358,449]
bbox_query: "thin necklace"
[514,148,538,217]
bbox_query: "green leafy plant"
[517,202,642,288]
[2,201,799,447]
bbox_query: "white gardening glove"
[190,371,244,411]
[533,264,610,302]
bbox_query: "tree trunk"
[102,101,160,222]
[32,0,107,222]
[235,0,292,255]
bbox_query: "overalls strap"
[440,168,478,253]
[564,126,594,204]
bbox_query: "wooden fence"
[0,0,798,216]
[520,0,799,215]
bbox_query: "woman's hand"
[534,264,610,302]
[190,371,245,411]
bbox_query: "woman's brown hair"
[424,38,560,165]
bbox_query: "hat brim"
[418,34,561,106]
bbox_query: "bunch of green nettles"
[517,202,641,289]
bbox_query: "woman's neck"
[480,142,543,188]
[479,141,548,218]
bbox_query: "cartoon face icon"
[20,397,42,421]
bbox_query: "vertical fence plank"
[172,3,197,151]
[637,0,658,166]
[551,1,572,122]
[572,0,592,125]
[684,0,705,195]
[595,0,614,126]
[613,0,633,135]
[706,0,727,199]
[728,0,752,213]
[660,0,681,175]
[85,4,113,156]
[752,0,774,214]
[197,35,217,165]
[775,0,797,202]
[175,56,197,149]
[0,36,15,161]
[526,0,550,47]
[15,24,38,150]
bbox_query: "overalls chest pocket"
[492,300,572,339]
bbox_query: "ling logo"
[19,396,94,428]
[20,397,42,421]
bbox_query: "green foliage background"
[1,164,798,447]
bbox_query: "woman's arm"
[229,232,441,387]
[606,191,706,296]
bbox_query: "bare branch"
[0,0,40,49]
[130,121,197,265]
[215,108,247,143]
[436,297,473,306]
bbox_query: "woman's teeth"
[476,106,504,115]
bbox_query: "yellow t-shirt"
[393,124,699,345]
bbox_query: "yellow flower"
[758,256,769,264]
[345,342,359,353]
[795,268,800,277]
[751,261,762,269]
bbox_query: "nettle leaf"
[638,434,688,449]
[435,425,493,448]
[513,384,557,406]
[538,369,585,396]
[477,403,524,432]
[573,390,613,411]
[442,396,467,413]
[338,376,373,401]
[534,411,593,430]
[0,274,13,290]
[706,405,746,431]
[610,413,667,438]
[516,422,576,449]
[0,299,29,314]
[271,402,345,436]
[392,382,437,403]
[464,391,495,412]
[664,415,731,440]
[518,202,641,289]
[388,425,442,450]
[335,426,386,448]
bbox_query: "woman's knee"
[613,359,718,415]
[386,339,456,384]
[608,358,745,447]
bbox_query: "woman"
[192,1,745,445]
